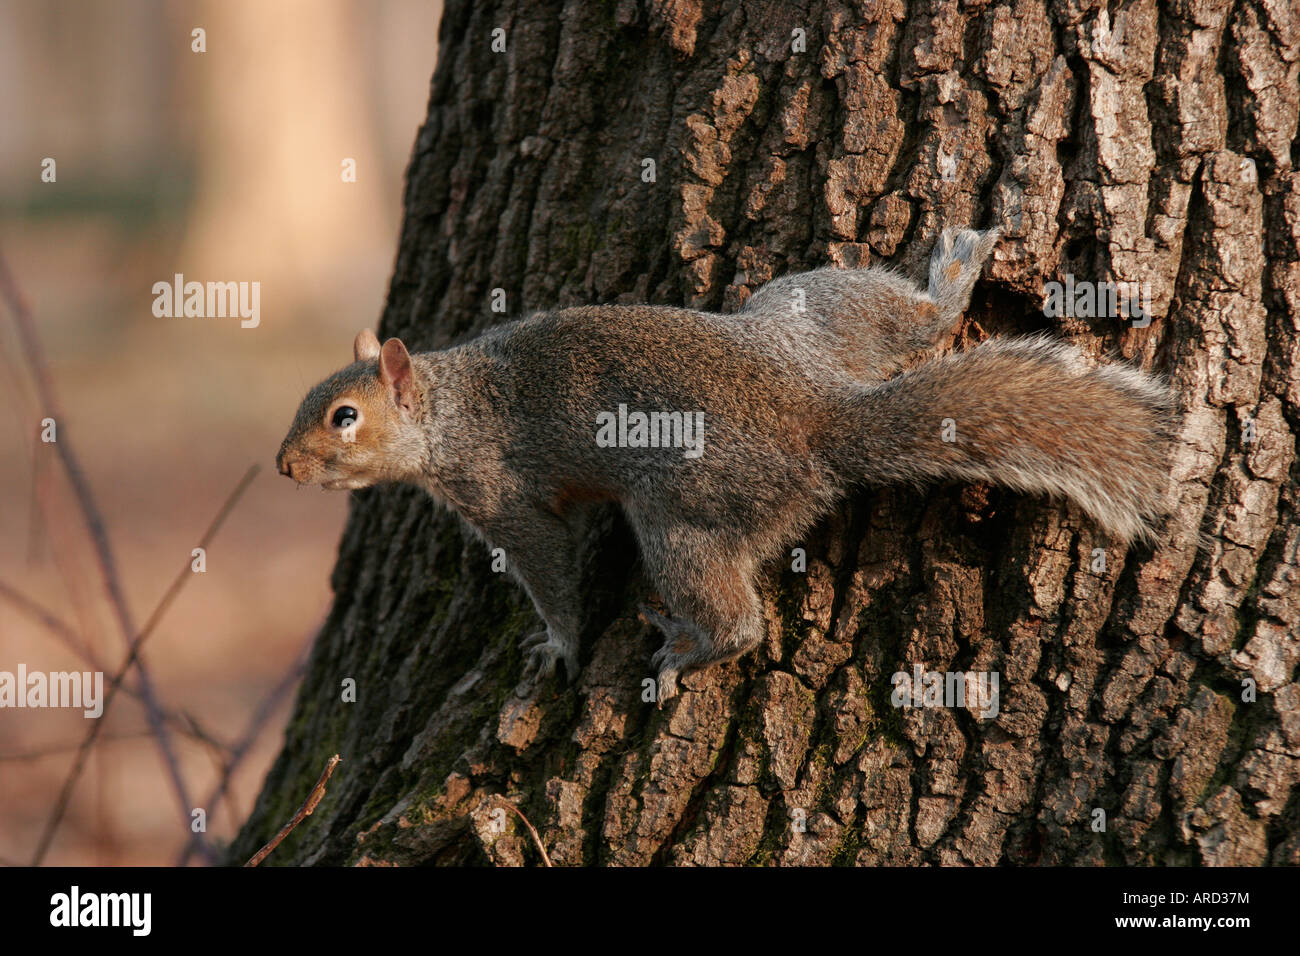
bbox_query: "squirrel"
[277,227,1173,702]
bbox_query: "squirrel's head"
[276,329,428,490]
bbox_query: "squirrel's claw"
[521,629,551,650]
[642,605,691,707]
[521,629,579,685]
[653,668,680,707]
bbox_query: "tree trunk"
[231,0,1300,866]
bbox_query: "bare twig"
[28,464,261,865]
[244,754,341,867]
[0,300,44,566]
[0,579,95,661]
[495,797,554,867]
[0,249,194,849]
[176,640,311,866]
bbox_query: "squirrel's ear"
[354,328,381,362]
[379,338,416,413]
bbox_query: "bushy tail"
[836,337,1175,542]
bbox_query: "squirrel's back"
[448,306,846,525]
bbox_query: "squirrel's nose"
[278,456,295,479]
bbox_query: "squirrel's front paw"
[521,629,579,685]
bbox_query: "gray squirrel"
[276,227,1173,701]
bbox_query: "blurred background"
[0,0,442,864]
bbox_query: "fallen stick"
[245,754,342,867]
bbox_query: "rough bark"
[231,0,1300,866]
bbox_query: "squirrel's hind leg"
[635,531,766,705]
[842,225,1000,376]
[926,226,1000,325]
[483,508,585,687]
[867,227,1001,365]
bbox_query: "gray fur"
[277,228,1173,703]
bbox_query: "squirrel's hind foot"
[928,226,1001,319]
[521,628,579,685]
[641,604,710,708]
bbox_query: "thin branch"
[0,248,193,846]
[0,579,95,661]
[28,464,261,865]
[244,754,341,867]
[495,797,554,867]
[176,640,311,866]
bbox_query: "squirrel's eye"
[332,406,358,429]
